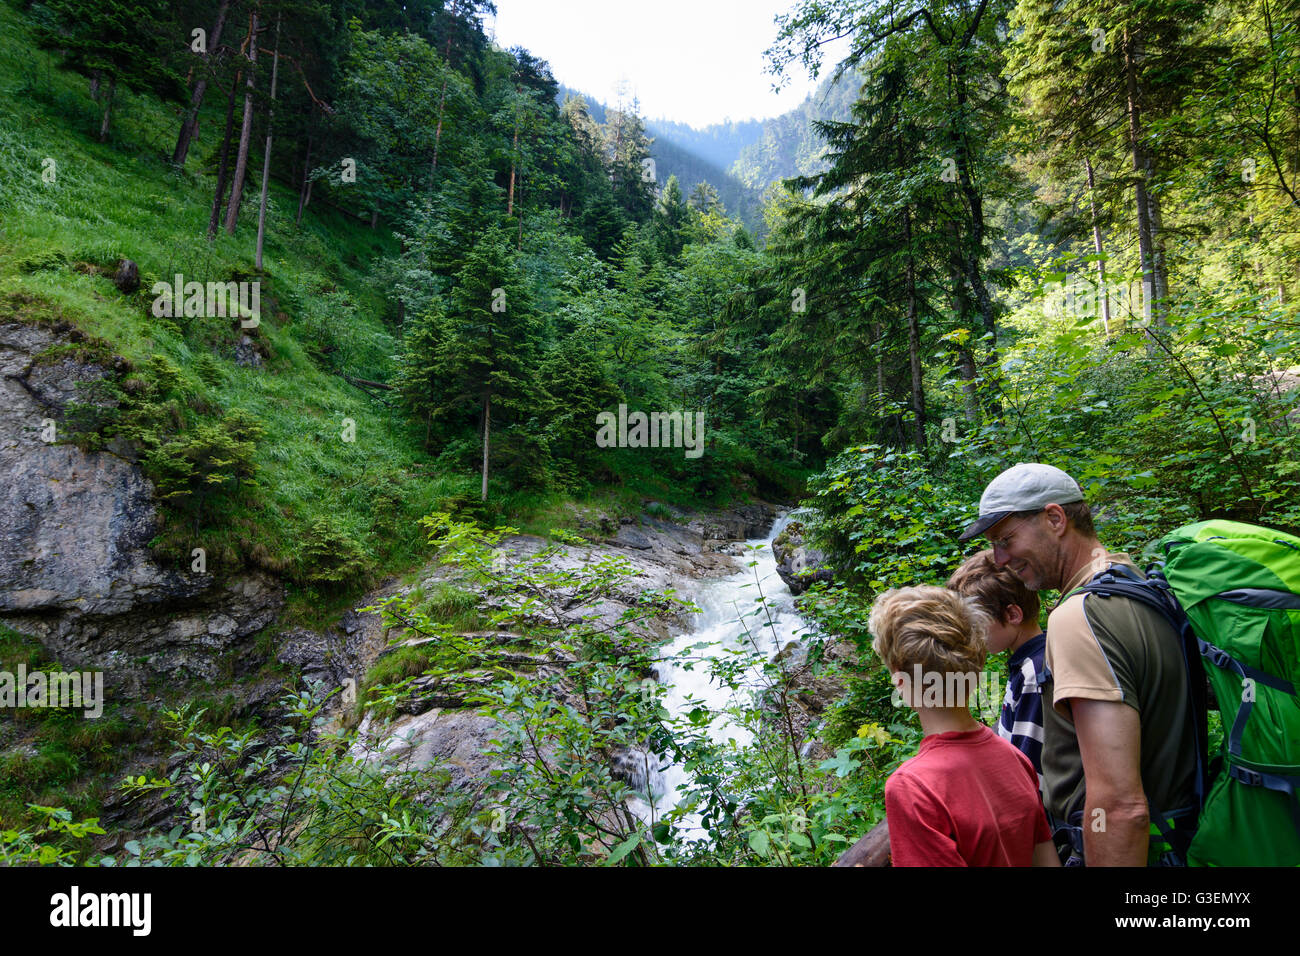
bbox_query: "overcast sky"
[486,0,851,129]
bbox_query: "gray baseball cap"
[958,462,1085,542]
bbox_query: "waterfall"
[625,512,810,837]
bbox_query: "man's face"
[985,510,1055,592]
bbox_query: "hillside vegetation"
[0,0,1299,867]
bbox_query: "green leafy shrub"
[142,409,263,530]
[295,289,395,383]
[805,443,974,590]
[0,806,106,866]
[298,516,372,586]
[104,689,479,866]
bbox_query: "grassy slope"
[0,3,478,836]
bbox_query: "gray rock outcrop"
[113,259,140,294]
[0,320,283,691]
[772,519,833,595]
[276,603,391,699]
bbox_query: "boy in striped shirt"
[947,551,1047,789]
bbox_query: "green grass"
[363,643,442,691]
[416,582,485,632]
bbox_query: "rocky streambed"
[341,503,854,836]
[0,323,811,833]
[344,502,784,794]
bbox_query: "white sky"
[487,0,852,129]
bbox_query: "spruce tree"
[35,0,185,140]
[396,300,452,451]
[439,226,542,500]
[651,174,690,262]
[605,106,656,222]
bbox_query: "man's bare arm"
[1072,697,1149,866]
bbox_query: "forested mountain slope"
[0,0,1298,870]
[730,66,863,190]
[558,85,767,233]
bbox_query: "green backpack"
[1074,519,1300,866]
[1160,520,1300,867]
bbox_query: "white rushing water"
[626,513,810,836]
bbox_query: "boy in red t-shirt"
[869,585,1058,867]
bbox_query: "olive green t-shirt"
[1041,553,1198,839]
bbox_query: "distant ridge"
[729,67,865,192]
[557,86,765,233]
[556,67,865,234]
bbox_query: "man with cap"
[959,463,1199,866]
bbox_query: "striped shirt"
[998,632,1047,795]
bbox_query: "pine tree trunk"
[208,68,242,239]
[957,345,980,423]
[296,126,313,226]
[1123,27,1163,328]
[480,393,491,502]
[224,11,260,236]
[431,34,453,179]
[793,394,801,454]
[903,209,926,455]
[173,0,231,167]
[1084,156,1112,334]
[612,110,625,192]
[507,99,520,216]
[950,62,999,388]
[945,219,980,422]
[1147,177,1170,314]
[1293,2,1300,179]
[255,14,281,271]
[871,321,886,439]
[1292,58,1300,178]
[98,75,116,142]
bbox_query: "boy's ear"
[1003,604,1024,627]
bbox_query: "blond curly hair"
[869,585,989,678]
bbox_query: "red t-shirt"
[885,724,1051,866]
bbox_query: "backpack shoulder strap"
[1071,563,1181,632]
[1071,562,1210,820]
